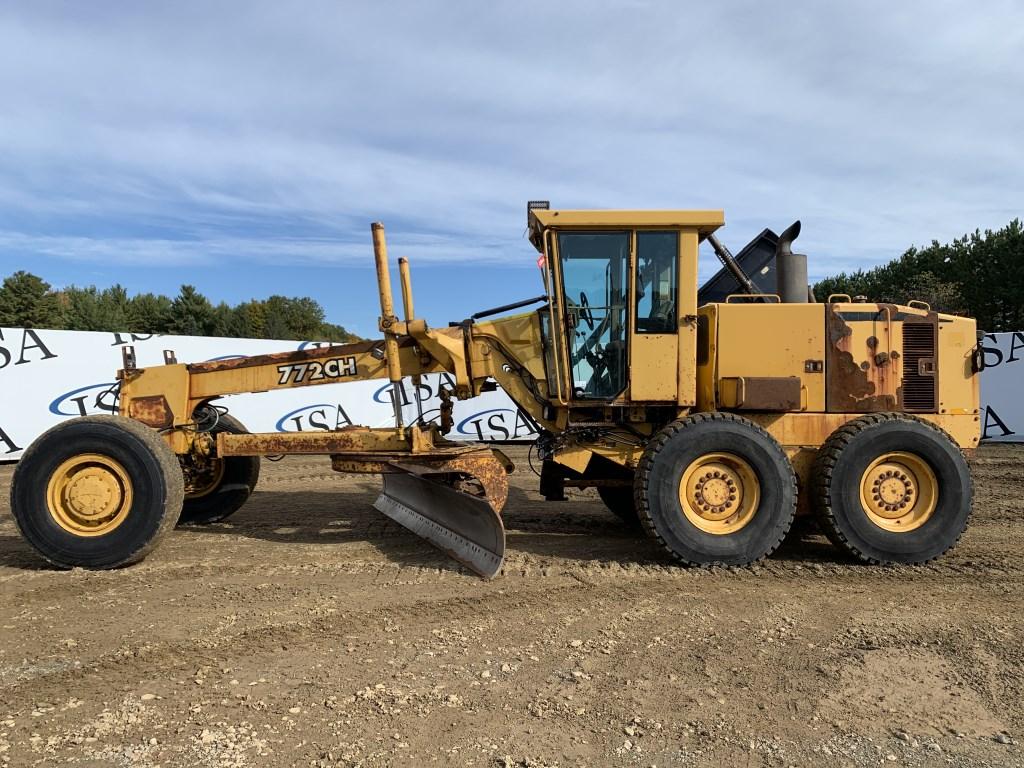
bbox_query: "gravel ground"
[1,443,1022,768]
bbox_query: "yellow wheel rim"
[185,459,226,500]
[46,454,133,537]
[678,452,760,535]
[859,451,937,532]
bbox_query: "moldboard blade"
[374,472,506,578]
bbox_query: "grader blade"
[375,470,506,578]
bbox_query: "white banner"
[978,331,1024,442]
[2,326,1021,460]
[0,327,539,461]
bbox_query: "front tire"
[812,413,971,564]
[635,413,796,566]
[179,412,260,525]
[10,416,183,568]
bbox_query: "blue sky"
[0,1,1021,338]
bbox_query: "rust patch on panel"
[394,450,511,514]
[185,338,409,374]
[331,447,513,513]
[128,395,173,428]
[826,306,898,412]
[218,426,412,456]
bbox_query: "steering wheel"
[578,291,595,330]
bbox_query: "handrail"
[471,295,548,321]
[725,293,781,303]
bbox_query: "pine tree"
[167,285,215,337]
[0,271,62,328]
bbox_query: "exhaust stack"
[775,220,809,303]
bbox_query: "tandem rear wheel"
[179,409,260,525]
[635,412,797,566]
[10,415,184,569]
[812,413,972,564]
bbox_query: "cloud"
[0,0,1021,282]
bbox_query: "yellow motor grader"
[10,205,981,576]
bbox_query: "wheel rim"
[678,452,760,535]
[46,454,133,537]
[859,451,938,532]
[185,459,226,500]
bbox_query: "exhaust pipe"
[775,220,809,303]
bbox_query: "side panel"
[714,303,826,411]
[824,302,939,413]
[630,333,677,400]
[937,314,981,417]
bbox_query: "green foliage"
[0,271,62,328]
[814,219,1024,332]
[0,271,360,341]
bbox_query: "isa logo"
[456,408,537,441]
[276,403,355,432]
[49,382,119,417]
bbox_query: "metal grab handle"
[471,295,548,321]
[908,299,932,311]
[827,293,852,303]
[725,293,781,303]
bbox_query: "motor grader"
[10,206,981,576]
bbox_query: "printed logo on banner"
[979,332,1024,369]
[49,382,120,417]
[275,403,356,432]
[0,328,57,369]
[0,423,21,454]
[110,332,159,347]
[979,332,1022,441]
[456,408,538,441]
[982,407,1016,440]
[297,340,345,351]
[372,374,458,406]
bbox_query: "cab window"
[635,231,678,333]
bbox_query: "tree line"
[813,219,1024,332]
[0,271,359,342]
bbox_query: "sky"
[0,1,1021,338]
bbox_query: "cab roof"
[528,209,724,251]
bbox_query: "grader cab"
[11,206,981,576]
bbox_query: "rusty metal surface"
[128,395,173,428]
[218,427,414,456]
[386,449,511,514]
[185,339,408,374]
[826,305,899,412]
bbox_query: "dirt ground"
[1,443,1022,768]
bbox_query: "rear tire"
[597,486,640,526]
[179,412,260,525]
[812,413,971,564]
[635,412,796,566]
[10,416,183,569]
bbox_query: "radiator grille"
[902,322,936,411]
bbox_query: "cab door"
[629,231,680,401]
[554,231,631,401]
